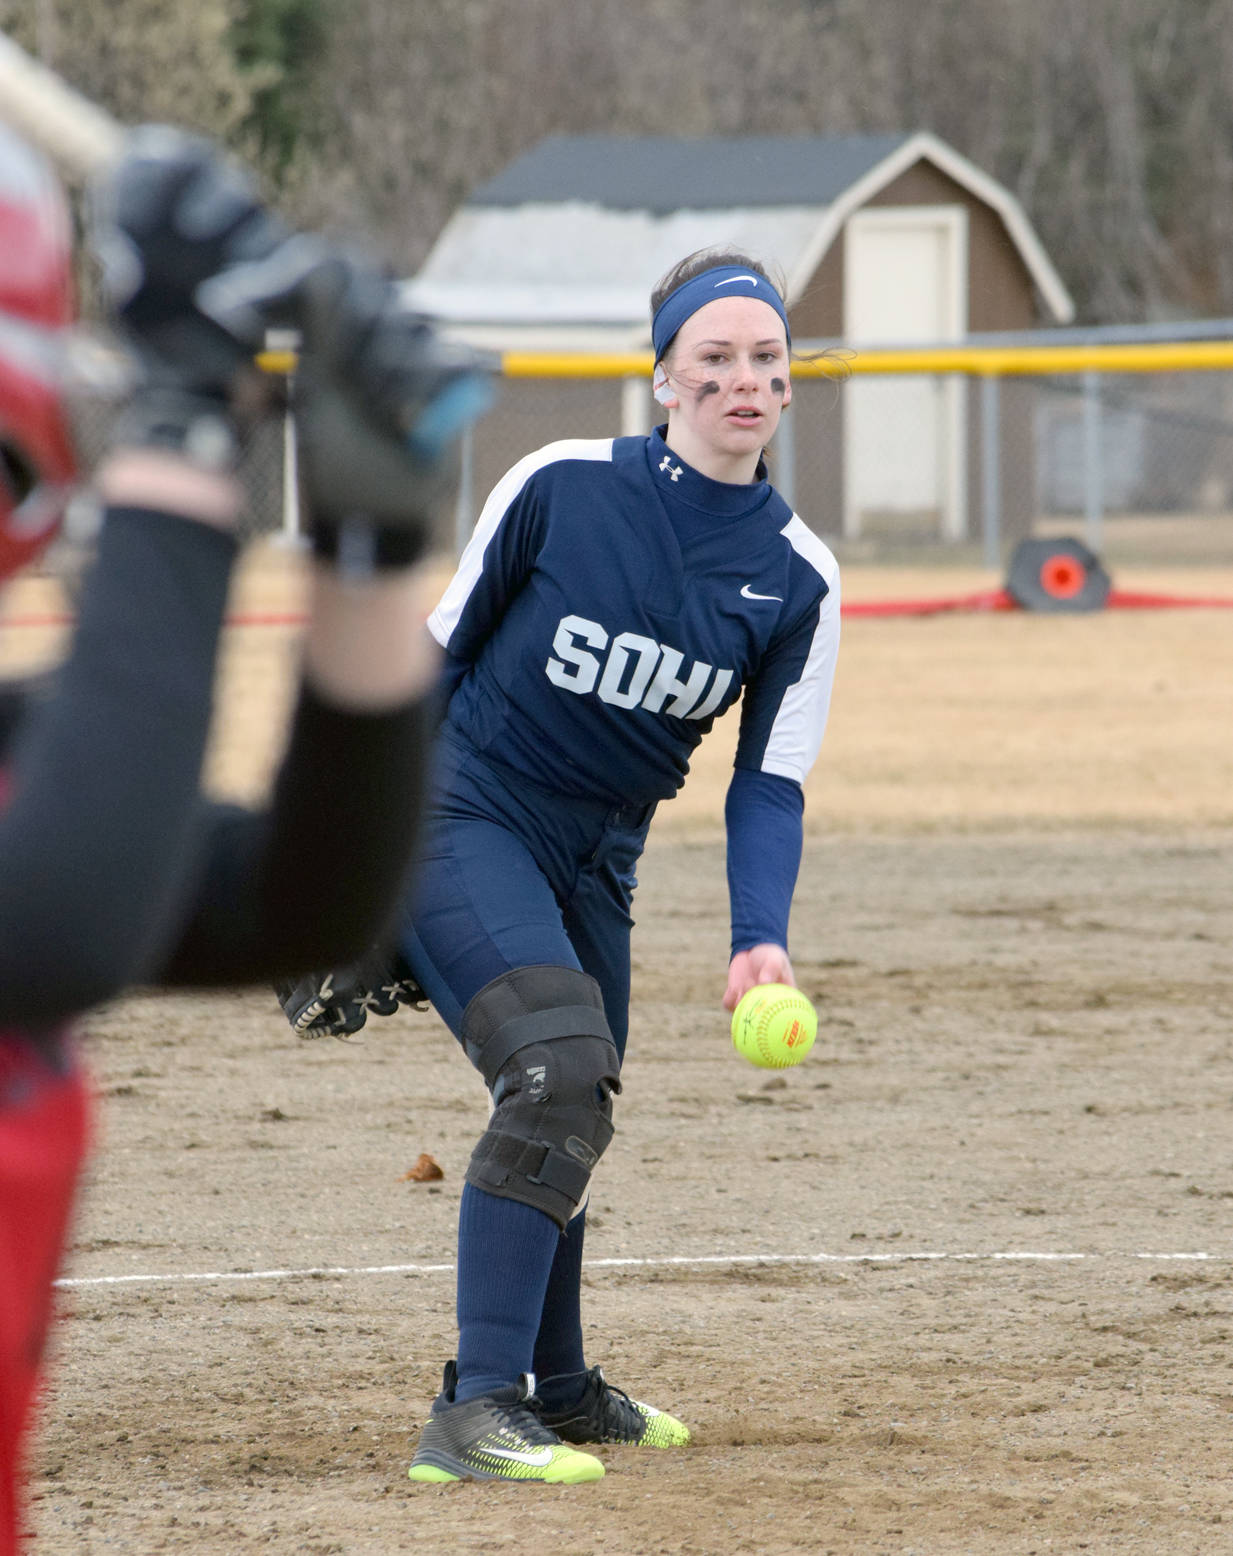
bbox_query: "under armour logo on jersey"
[546,613,736,723]
[658,455,683,482]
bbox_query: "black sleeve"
[155,681,432,987]
[0,673,62,764]
[0,680,31,762]
[0,506,236,1032]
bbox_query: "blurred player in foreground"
[0,120,489,1548]
[392,247,840,1482]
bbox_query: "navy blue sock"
[531,1206,589,1410]
[453,1183,560,1404]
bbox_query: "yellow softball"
[730,983,817,1069]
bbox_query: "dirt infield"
[5,547,1233,1553]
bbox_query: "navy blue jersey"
[430,428,839,810]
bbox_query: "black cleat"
[532,1366,691,1446]
[408,1361,604,1483]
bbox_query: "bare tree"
[9,0,1233,321]
[1,0,265,144]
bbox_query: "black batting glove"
[289,252,496,570]
[91,125,291,470]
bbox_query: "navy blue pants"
[397,727,655,1400]
[399,728,653,1058]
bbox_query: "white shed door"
[843,207,967,539]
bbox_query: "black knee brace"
[462,965,621,1230]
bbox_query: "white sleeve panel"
[759,516,842,784]
[427,438,615,649]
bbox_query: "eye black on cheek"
[770,377,786,397]
[697,380,721,400]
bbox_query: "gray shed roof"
[408,130,1074,335]
[471,133,912,213]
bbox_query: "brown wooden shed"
[409,132,1073,546]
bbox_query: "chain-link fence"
[461,363,1233,569]
[66,392,286,549]
[61,352,1233,571]
[1032,370,1233,564]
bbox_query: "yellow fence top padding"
[499,340,1233,379]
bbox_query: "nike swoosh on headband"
[652,266,790,360]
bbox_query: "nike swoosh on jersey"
[486,1445,555,1467]
[740,584,783,601]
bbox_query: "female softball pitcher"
[0,122,487,1549]
[398,248,842,1483]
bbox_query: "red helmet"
[0,119,77,584]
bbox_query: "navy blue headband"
[651,265,791,362]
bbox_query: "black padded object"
[462,966,621,1229]
[1006,536,1111,613]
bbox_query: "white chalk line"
[54,1248,1227,1292]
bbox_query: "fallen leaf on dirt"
[399,1153,444,1182]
